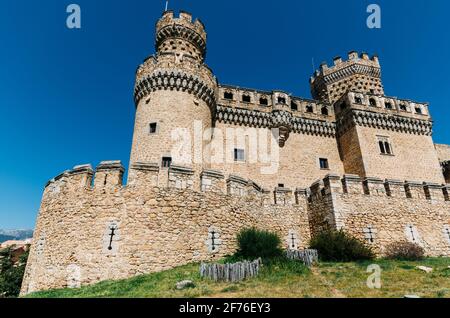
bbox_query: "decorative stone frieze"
[134,70,216,110]
[216,105,336,137]
[337,109,433,136]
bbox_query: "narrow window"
[321,107,329,116]
[306,105,314,113]
[278,183,285,188]
[291,101,298,111]
[379,141,386,154]
[319,158,329,170]
[242,94,251,103]
[162,157,172,168]
[400,104,407,111]
[355,96,362,104]
[384,142,391,155]
[234,149,245,162]
[259,97,268,105]
[149,123,157,134]
[385,102,393,109]
[224,91,233,100]
[415,107,422,114]
[369,98,377,107]
[378,137,393,155]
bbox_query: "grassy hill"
[27,258,450,298]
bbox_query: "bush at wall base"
[309,230,375,262]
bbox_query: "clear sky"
[0,0,449,229]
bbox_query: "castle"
[21,11,450,294]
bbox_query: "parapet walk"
[45,161,450,205]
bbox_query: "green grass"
[26,258,450,298]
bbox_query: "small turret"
[310,51,384,104]
[155,10,207,62]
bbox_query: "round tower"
[130,11,218,187]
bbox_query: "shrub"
[309,230,375,262]
[385,241,425,261]
[235,228,283,260]
[0,247,29,298]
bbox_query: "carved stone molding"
[216,105,336,138]
[337,109,433,136]
[134,69,216,111]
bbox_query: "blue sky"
[0,0,449,229]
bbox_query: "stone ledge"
[227,175,248,186]
[97,161,125,172]
[131,162,160,172]
[201,169,225,179]
[169,165,194,175]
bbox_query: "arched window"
[321,107,329,116]
[355,96,363,104]
[369,98,377,107]
[291,101,298,111]
[306,105,314,113]
[400,104,407,111]
[278,96,286,104]
[415,107,422,114]
[224,91,233,100]
[385,102,393,109]
[242,94,251,103]
[259,97,268,105]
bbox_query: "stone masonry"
[21,11,450,294]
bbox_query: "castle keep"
[22,11,450,294]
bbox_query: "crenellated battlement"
[44,161,450,206]
[310,51,381,83]
[155,11,207,61]
[308,173,450,202]
[43,162,313,207]
[310,51,384,104]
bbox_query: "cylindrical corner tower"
[130,11,217,186]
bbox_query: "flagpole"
[165,1,169,12]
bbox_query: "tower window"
[319,158,329,170]
[149,123,158,134]
[278,184,285,188]
[234,148,245,162]
[321,107,329,116]
[224,91,233,100]
[400,104,407,111]
[259,97,268,105]
[291,101,298,111]
[369,98,377,107]
[278,96,287,104]
[306,105,314,113]
[415,107,423,114]
[378,137,393,155]
[162,157,172,168]
[242,94,251,103]
[385,102,393,109]
[355,96,362,104]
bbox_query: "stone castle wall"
[21,163,311,294]
[21,161,450,294]
[308,174,450,256]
